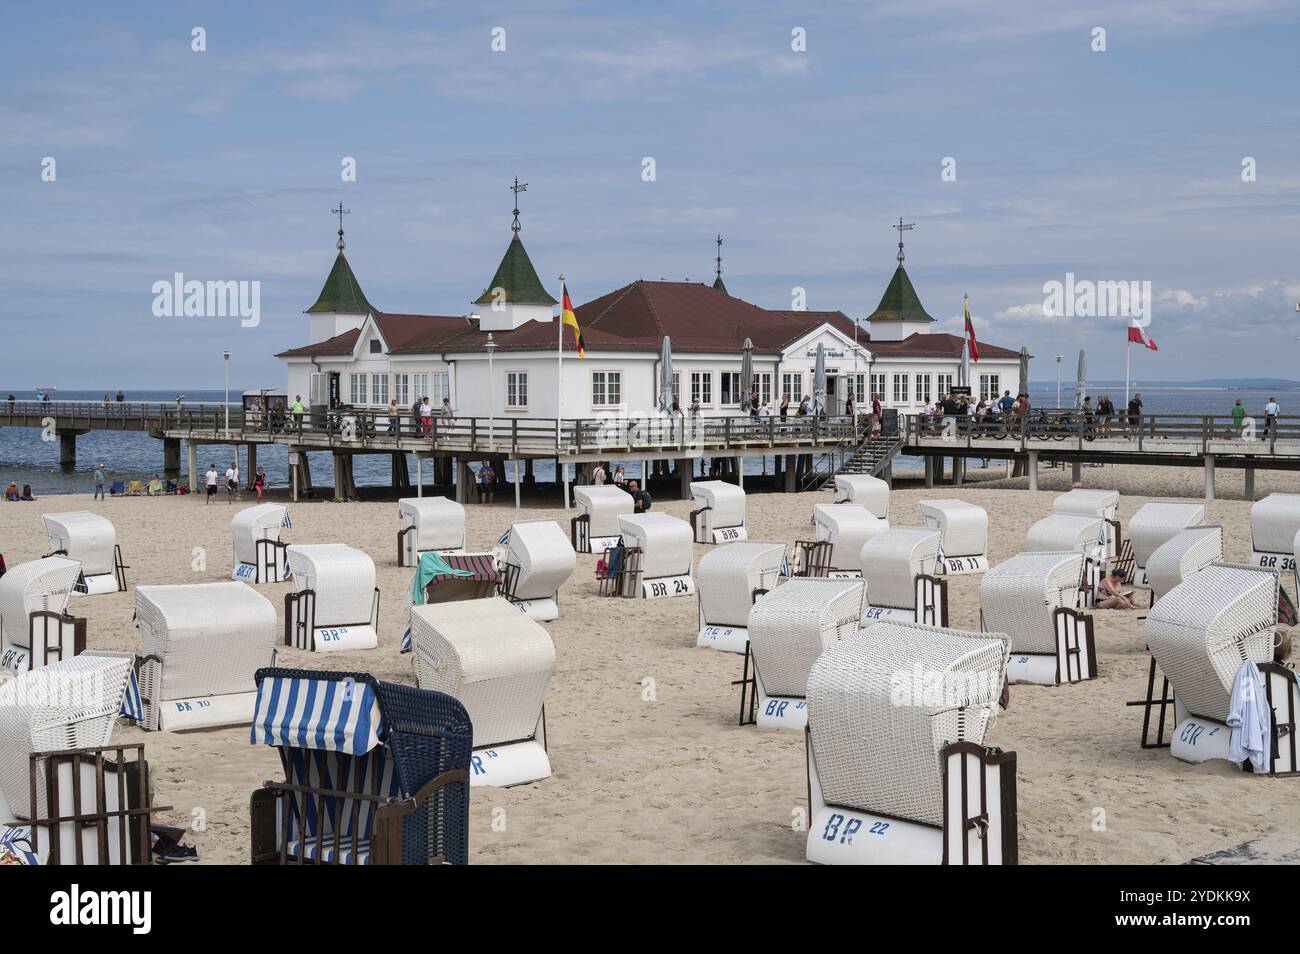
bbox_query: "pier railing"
[904,409,1300,457]
[151,405,862,457]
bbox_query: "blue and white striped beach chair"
[249,667,473,865]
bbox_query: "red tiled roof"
[870,332,1019,360]
[277,282,1017,360]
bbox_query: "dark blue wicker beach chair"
[248,667,472,865]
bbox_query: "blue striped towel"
[0,826,38,865]
[498,528,512,546]
[282,511,293,530]
[120,667,145,722]
[400,626,412,654]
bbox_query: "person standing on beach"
[205,464,219,504]
[93,464,107,500]
[1232,399,1247,437]
[1265,396,1280,439]
[225,461,240,503]
[477,460,495,505]
[254,466,266,501]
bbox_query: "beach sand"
[2,461,1297,864]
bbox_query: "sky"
[2,0,1298,390]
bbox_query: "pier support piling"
[1071,460,1082,487]
[246,443,257,488]
[924,456,934,488]
[783,455,796,492]
[514,459,521,509]
[679,459,691,499]
[59,432,76,469]
[1027,451,1039,492]
[186,441,198,493]
[163,438,181,475]
[1244,466,1256,501]
[1204,454,1216,501]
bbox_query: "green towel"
[411,551,475,605]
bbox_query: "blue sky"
[2,0,1298,390]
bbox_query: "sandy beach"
[3,463,1297,865]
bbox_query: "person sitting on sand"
[4,482,18,502]
[1095,570,1138,610]
[20,484,34,501]
[147,474,164,496]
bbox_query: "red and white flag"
[1127,321,1158,351]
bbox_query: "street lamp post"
[485,333,497,452]
[1055,354,1062,408]
[223,351,231,433]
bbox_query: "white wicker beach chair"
[397,497,466,567]
[409,597,555,787]
[230,503,292,583]
[689,480,747,544]
[42,512,127,595]
[1053,489,1120,557]
[980,551,1096,685]
[805,621,1015,865]
[0,655,134,820]
[134,582,276,731]
[616,513,695,599]
[284,544,380,651]
[1128,502,1206,588]
[740,578,865,729]
[0,557,85,673]
[571,485,634,553]
[833,474,890,518]
[1145,526,1224,603]
[498,520,576,621]
[812,504,889,574]
[1025,513,1105,558]
[1250,493,1300,572]
[918,499,989,574]
[696,541,787,653]
[859,528,947,626]
[1144,563,1297,771]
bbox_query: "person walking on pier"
[93,464,107,500]
[387,399,399,435]
[290,395,305,429]
[1232,399,1247,437]
[1265,396,1280,439]
[1126,392,1143,437]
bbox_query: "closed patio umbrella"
[812,343,827,415]
[1075,350,1087,408]
[658,336,674,413]
[1019,346,1030,395]
[958,336,971,389]
[739,338,754,408]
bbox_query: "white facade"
[282,317,1020,419]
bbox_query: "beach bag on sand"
[595,558,608,581]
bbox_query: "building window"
[869,373,886,403]
[892,374,909,404]
[756,372,773,406]
[592,370,621,408]
[371,373,388,406]
[915,374,932,405]
[847,373,866,405]
[720,372,742,406]
[350,373,367,406]
[506,371,528,409]
[369,340,382,354]
[781,372,803,404]
[431,372,450,406]
[411,373,427,404]
[393,374,409,406]
[937,373,954,397]
[672,372,681,405]
[690,371,713,406]
[979,374,1000,402]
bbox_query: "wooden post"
[514,459,522,509]
[1244,466,1255,501]
[1204,454,1215,501]
[1071,459,1082,487]
[679,458,691,499]
[187,440,199,494]
[1027,451,1039,492]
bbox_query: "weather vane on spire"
[332,202,350,251]
[511,177,528,234]
[715,234,723,280]
[893,217,914,265]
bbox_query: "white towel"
[1226,660,1271,772]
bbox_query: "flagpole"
[557,275,565,452]
[1124,335,1131,408]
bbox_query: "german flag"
[561,282,585,358]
